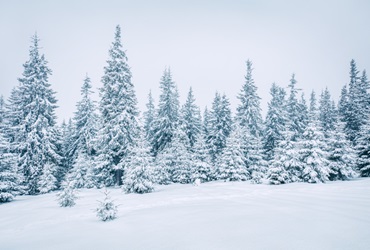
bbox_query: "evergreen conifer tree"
[143,90,156,143]
[326,122,357,180]
[122,131,155,194]
[72,75,98,156]
[38,162,57,194]
[151,68,180,156]
[215,124,250,182]
[299,93,309,131]
[59,119,75,180]
[309,91,318,121]
[57,181,77,207]
[299,122,331,183]
[263,83,287,160]
[0,132,21,202]
[342,60,368,143]
[338,85,349,122]
[96,25,139,186]
[16,34,61,194]
[4,88,23,146]
[96,189,118,221]
[244,132,266,184]
[168,127,193,184]
[0,96,5,125]
[202,107,211,140]
[191,132,213,183]
[267,130,302,184]
[67,150,95,188]
[236,60,263,137]
[286,74,306,140]
[356,118,370,177]
[207,93,232,162]
[319,88,337,135]
[180,87,202,148]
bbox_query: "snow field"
[1,178,370,250]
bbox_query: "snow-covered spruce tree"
[0,96,5,125]
[191,132,213,183]
[152,147,173,185]
[151,68,180,156]
[38,162,57,194]
[65,76,98,188]
[299,122,331,183]
[207,93,232,163]
[241,126,266,184]
[66,150,95,189]
[60,119,76,177]
[122,131,155,194]
[168,126,193,184]
[338,84,349,122]
[4,88,23,147]
[263,83,288,160]
[309,90,318,121]
[319,88,337,135]
[72,75,98,157]
[286,74,306,140]
[215,124,250,182]
[16,34,61,195]
[267,129,303,184]
[180,87,202,148]
[355,118,370,177]
[96,25,139,187]
[326,122,357,180]
[203,106,211,141]
[0,132,21,202]
[143,90,156,144]
[359,70,369,111]
[154,124,192,184]
[96,189,118,222]
[57,181,77,207]
[342,60,368,143]
[267,155,291,185]
[236,60,263,137]
[299,93,309,131]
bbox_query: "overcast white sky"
[1,0,369,122]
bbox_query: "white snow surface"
[1,179,370,250]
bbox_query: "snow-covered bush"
[96,189,118,222]
[122,132,155,194]
[57,181,77,207]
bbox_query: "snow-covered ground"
[1,179,370,250]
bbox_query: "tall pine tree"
[207,93,232,163]
[319,88,337,135]
[215,124,250,182]
[236,60,263,137]
[356,118,370,177]
[151,68,180,156]
[342,60,368,143]
[96,25,139,186]
[299,122,331,183]
[263,83,287,160]
[327,122,357,180]
[122,130,155,194]
[16,34,61,194]
[143,90,156,144]
[72,75,98,156]
[180,87,202,148]
[286,74,306,140]
[0,131,21,202]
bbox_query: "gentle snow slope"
[1,179,370,250]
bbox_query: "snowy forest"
[1,25,370,203]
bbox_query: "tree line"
[1,25,369,203]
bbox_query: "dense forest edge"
[1,25,369,203]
